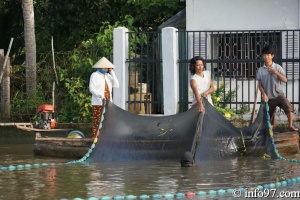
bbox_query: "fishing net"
[88,98,275,163]
[194,98,276,161]
[88,100,200,162]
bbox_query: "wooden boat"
[1,110,299,159]
[273,131,299,155]
[11,123,93,158]
[33,133,93,158]
[30,131,299,159]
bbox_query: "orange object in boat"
[50,118,57,129]
[38,104,55,112]
[37,104,57,129]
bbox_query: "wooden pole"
[52,81,55,107]
[250,84,259,124]
[3,56,10,121]
[51,36,59,86]
[0,38,14,84]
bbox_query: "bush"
[211,82,236,119]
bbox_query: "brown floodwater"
[0,127,300,200]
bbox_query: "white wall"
[186,0,300,31]
[186,0,300,121]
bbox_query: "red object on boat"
[37,104,57,129]
[38,104,55,112]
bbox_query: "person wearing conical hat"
[89,57,119,138]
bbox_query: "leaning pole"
[0,38,13,121]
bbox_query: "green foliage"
[236,104,250,115]
[211,82,250,118]
[0,0,184,122]
[10,90,46,122]
[211,82,236,119]
[54,20,136,123]
[57,77,91,123]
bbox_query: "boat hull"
[32,132,299,159]
[33,136,93,158]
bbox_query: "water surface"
[0,144,300,200]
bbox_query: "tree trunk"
[22,0,36,95]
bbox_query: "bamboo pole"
[52,81,55,107]
[250,84,259,124]
[51,36,59,86]
[0,38,14,84]
[1,56,11,120]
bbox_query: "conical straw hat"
[92,57,115,68]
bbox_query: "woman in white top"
[89,57,119,138]
[189,56,215,113]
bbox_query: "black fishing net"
[194,98,276,161]
[240,101,276,159]
[88,100,200,162]
[88,98,275,163]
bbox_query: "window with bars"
[282,31,299,80]
[211,32,282,79]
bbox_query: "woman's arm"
[190,79,204,112]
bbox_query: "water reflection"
[0,144,299,199]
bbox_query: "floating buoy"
[281,181,287,186]
[100,196,111,200]
[208,190,216,195]
[113,195,124,200]
[217,189,226,195]
[88,197,99,200]
[17,165,24,169]
[163,193,174,199]
[152,194,161,199]
[226,189,233,193]
[196,191,206,196]
[8,165,16,170]
[126,194,137,199]
[275,182,282,187]
[269,183,275,188]
[185,192,195,198]
[139,194,150,199]
[257,185,263,190]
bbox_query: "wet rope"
[1,102,300,199]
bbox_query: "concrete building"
[113,0,300,121]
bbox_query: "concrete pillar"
[299,0,300,29]
[113,27,129,110]
[162,27,179,115]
